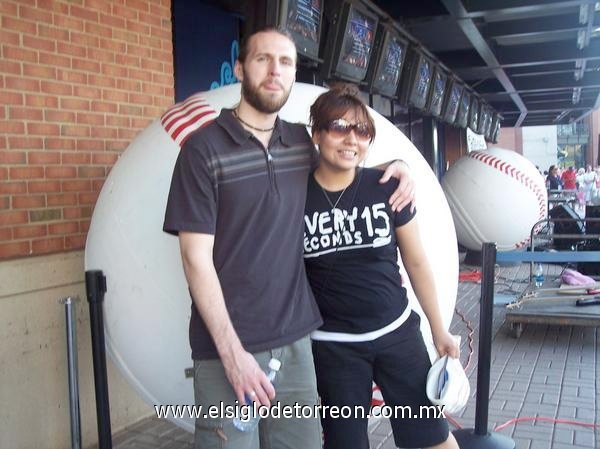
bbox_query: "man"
[163,28,414,449]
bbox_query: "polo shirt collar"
[216,108,293,147]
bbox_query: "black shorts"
[312,311,449,449]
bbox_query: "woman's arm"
[395,219,459,358]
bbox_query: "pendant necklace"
[320,184,348,210]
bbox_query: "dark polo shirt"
[164,109,322,359]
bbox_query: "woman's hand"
[432,329,460,359]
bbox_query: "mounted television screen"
[441,79,462,124]
[483,110,493,139]
[280,0,323,61]
[333,3,378,82]
[370,29,407,97]
[477,105,489,135]
[409,53,433,110]
[490,114,501,143]
[455,91,471,128]
[479,106,492,137]
[469,97,480,132]
[427,67,447,117]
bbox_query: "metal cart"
[499,217,600,338]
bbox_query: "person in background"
[561,166,577,190]
[582,165,597,202]
[576,167,585,189]
[163,28,416,449]
[546,165,562,190]
[303,85,459,449]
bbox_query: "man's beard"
[241,74,292,114]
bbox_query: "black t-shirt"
[303,168,416,334]
[164,109,322,359]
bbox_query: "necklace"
[232,109,275,132]
[320,184,348,210]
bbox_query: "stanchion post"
[62,296,82,449]
[85,270,112,449]
[474,242,495,435]
[452,243,515,449]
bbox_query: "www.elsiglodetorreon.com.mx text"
[155,402,445,421]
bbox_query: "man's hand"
[378,160,416,212]
[222,349,276,407]
[178,233,276,408]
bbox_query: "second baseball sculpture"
[442,148,548,252]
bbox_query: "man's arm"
[375,160,415,212]
[178,231,276,406]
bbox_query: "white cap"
[426,355,470,415]
[268,358,281,371]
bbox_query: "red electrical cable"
[495,416,600,431]
[454,307,475,373]
[451,287,600,436]
[458,269,482,282]
[445,414,463,429]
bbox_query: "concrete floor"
[90,259,600,449]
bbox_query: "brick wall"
[0,0,174,259]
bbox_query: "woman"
[546,165,562,191]
[303,86,460,449]
[582,165,597,202]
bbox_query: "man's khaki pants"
[193,335,322,449]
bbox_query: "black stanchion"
[85,270,113,449]
[452,243,515,449]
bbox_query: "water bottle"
[534,263,544,288]
[233,358,281,432]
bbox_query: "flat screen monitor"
[369,28,407,98]
[483,110,494,140]
[469,97,480,132]
[427,67,447,117]
[280,0,323,61]
[482,107,493,138]
[476,105,488,135]
[333,3,378,82]
[490,114,501,143]
[441,79,462,124]
[409,52,433,110]
[455,90,470,128]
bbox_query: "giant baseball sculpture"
[442,148,547,252]
[85,83,459,431]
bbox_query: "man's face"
[235,31,297,114]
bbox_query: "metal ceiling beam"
[484,15,583,37]
[496,40,600,65]
[524,99,594,108]
[460,0,596,15]
[436,40,600,69]
[475,71,600,93]
[494,30,579,46]
[490,105,591,115]
[436,49,487,69]
[454,60,599,78]
[572,91,600,122]
[440,0,528,126]
[507,61,585,74]
[454,62,579,80]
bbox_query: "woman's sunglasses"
[325,119,373,141]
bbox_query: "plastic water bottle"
[233,358,281,432]
[534,263,544,288]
